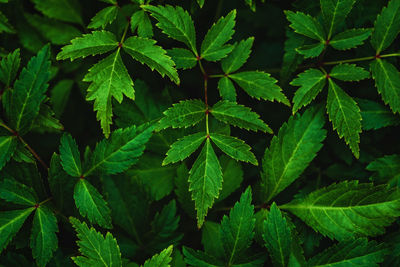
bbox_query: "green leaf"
[142,245,173,267]
[296,42,325,58]
[56,31,118,61]
[0,208,35,253]
[371,0,400,53]
[308,238,387,266]
[0,178,38,206]
[229,71,290,105]
[60,133,82,177]
[163,132,206,165]
[0,11,14,33]
[88,6,118,29]
[326,79,361,158]
[261,106,326,202]
[367,154,400,186]
[158,99,206,130]
[175,164,196,218]
[370,59,400,114]
[291,68,326,114]
[0,136,17,170]
[201,10,236,61]
[31,0,82,24]
[167,48,197,70]
[218,155,243,202]
[84,123,154,176]
[131,10,153,38]
[73,179,112,229]
[262,203,292,267]
[189,139,223,228]
[0,48,20,87]
[197,0,205,8]
[320,0,356,38]
[210,133,257,165]
[221,37,254,74]
[30,206,58,267]
[31,102,64,133]
[218,77,237,102]
[123,36,179,84]
[281,181,400,241]
[357,98,400,130]
[284,11,326,41]
[220,187,255,265]
[183,247,224,267]
[281,30,306,85]
[70,217,121,267]
[7,44,51,135]
[202,222,224,258]
[84,50,134,137]
[330,28,372,50]
[211,101,272,133]
[142,5,197,54]
[50,79,73,117]
[330,63,370,81]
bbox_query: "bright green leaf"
[142,245,173,267]
[321,0,356,38]
[218,77,237,102]
[131,10,153,38]
[296,42,325,58]
[284,11,326,41]
[60,133,82,177]
[167,48,197,70]
[221,37,254,74]
[330,63,370,81]
[163,132,206,165]
[88,6,118,29]
[0,178,38,206]
[330,28,372,50]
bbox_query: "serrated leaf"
[0,136,17,170]
[370,59,400,114]
[0,48,20,87]
[285,11,326,41]
[211,101,272,133]
[327,79,361,158]
[60,133,82,177]
[330,28,372,50]
[142,245,173,267]
[56,31,118,61]
[0,208,35,253]
[263,203,292,267]
[281,181,400,241]
[123,36,179,84]
[70,217,121,267]
[371,0,400,53]
[167,48,197,70]
[189,139,223,228]
[30,206,58,267]
[31,0,82,24]
[218,77,237,102]
[210,133,257,165]
[73,179,112,229]
[261,106,326,202]
[31,102,63,134]
[229,71,290,105]
[330,63,370,81]
[201,10,236,61]
[321,0,356,38]
[163,132,206,165]
[296,42,325,58]
[158,99,206,130]
[131,10,153,38]
[221,37,254,74]
[143,5,197,53]
[88,6,118,29]
[291,68,326,114]
[221,187,255,265]
[0,178,38,206]
[357,98,400,130]
[84,50,134,137]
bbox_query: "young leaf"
[31,0,82,25]
[158,99,206,130]
[0,136,17,170]
[0,48,20,87]
[210,133,258,165]
[142,5,197,54]
[284,11,326,41]
[220,187,255,265]
[123,36,179,84]
[320,0,356,38]
[7,45,51,135]
[84,50,134,137]
[308,238,387,266]
[130,10,153,38]
[326,79,361,158]
[73,179,112,229]
[0,208,35,253]
[56,31,118,61]
[0,178,38,206]
[291,68,326,114]
[70,217,121,267]
[330,28,372,50]
[60,133,82,177]
[263,203,292,267]
[142,245,173,267]
[261,106,326,202]
[167,48,197,70]
[218,77,237,102]
[296,42,325,58]
[163,132,206,165]
[88,6,118,29]
[281,181,400,241]
[370,0,400,53]
[30,206,58,267]
[211,101,272,133]
[330,63,370,81]
[221,37,254,74]
[357,98,400,130]
[370,59,400,114]
[189,139,223,228]
[201,10,236,61]
[229,71,290,105]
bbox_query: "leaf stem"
[209,74,225,78]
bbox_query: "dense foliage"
[1,0,400,266]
